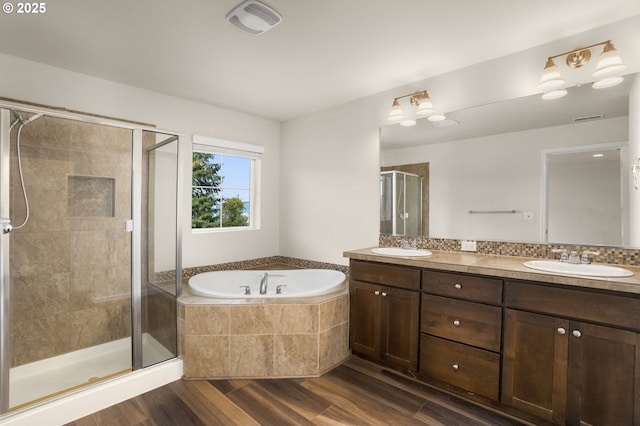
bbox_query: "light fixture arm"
[392,90,429,105]
[546,40,611,67]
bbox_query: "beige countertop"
[344,247,640,295]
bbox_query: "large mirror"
[380,74,636,248]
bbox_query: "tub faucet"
[260,273,268,295]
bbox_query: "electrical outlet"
[524,211,535,221]
[461,241,477,252]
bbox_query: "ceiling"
[0,0,638,122]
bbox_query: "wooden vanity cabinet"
[349,260,420,371]
[503,281,640,425]
[419,270,503,400]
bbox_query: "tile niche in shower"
[67,175,116,217]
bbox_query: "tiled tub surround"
[179,257,350,379]
[380,235,640,266]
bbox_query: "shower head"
[11,110,44,126]
[23,113,44,125]
[11,110,25,124]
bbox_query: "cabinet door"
[350,281,382,359]
[566,321,640,426]
[381,286,419,370]
[502,309,569,424]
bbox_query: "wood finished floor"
[66,357,534,426]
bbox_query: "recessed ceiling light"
[593,153,604,158]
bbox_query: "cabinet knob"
[452,363,460,371]
[453,320,461,327]
[381,292,387,297]
[374,290,380,295]
[572,330,582,338]
[454,283,462,290]
[557,327,566,335]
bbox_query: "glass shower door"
[139,130,181,368]
[1,109,135,411]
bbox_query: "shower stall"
[0,105,182,415]
[380,170,422,236]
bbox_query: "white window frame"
[192,135,263,233]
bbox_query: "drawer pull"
[452,363,460,371]
[381,292,388,297]
[374,290,380,295]
[572,330,582,338]
[454,283,462,290]
[453,320,461,327]
[557,327,566,335]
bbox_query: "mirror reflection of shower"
[7,111,45,232]
[380,170,422,235]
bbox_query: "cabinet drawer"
[421,295,502,352]
[351,260,420,290]
[505,281,640,331]
[420,334,500,400]
[422,270,502,304]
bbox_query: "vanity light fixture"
[388,90,441,126]
[537,40,626,99]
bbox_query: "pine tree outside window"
[192,136,262,231]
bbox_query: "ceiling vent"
[226,0,282,36]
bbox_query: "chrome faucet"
[259,273,268,295]
[552,249,569,262]
[400,239,417,250]
[581,250,600,264]
[568,251,580,264]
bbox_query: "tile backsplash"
[379,235,640,266]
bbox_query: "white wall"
[280,98,382,265]
[0,52,281,268]
[381,117,629,242]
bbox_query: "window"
[192,136,262,231]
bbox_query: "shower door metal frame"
[0,103,183,414]
[381,170,423,236]
[0,109,11,413]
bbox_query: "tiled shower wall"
[9,116,133,367]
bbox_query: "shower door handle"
[1,218,12,234]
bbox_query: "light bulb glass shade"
[538,58,565,91]
[592,76,624,89]
[593,42,625,77]
[428,113,446,122]
[415,96,433,117]
[389,99,404,122]
[541,88,568,100]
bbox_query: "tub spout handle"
[239,285,251,295]
[276,284,287,294]
[260,273,268,295]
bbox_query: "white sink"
[523,260,633,278]
[371,247,432,257]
